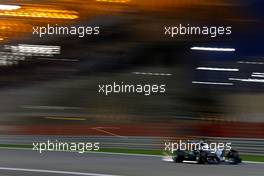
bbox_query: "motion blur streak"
[45,117,87,121]
[0,0,263,137]
[0,6,78,19]
[0,5,21,10]
[238,61,264,65]
[191,47,236,52]
[252,75,264,78]
[96,0,130,3]
[229,78,264,83]
[196,67,239,72]
[253,72,264,75]
[7,44,61,55]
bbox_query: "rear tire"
[173,150,184,163]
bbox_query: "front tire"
[197,151,207,164]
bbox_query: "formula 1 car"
[172,144,242,164]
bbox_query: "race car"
[171,142,242,164]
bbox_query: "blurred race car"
[172,142,242,164]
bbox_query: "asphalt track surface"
[0,149,263,176]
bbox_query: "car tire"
[173,150,184,163]
[198,151,207,164]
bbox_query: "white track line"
[243,161,264,164]
[192,81,233,86]
[0,167,121,176]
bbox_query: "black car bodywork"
[172,149,242,164]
